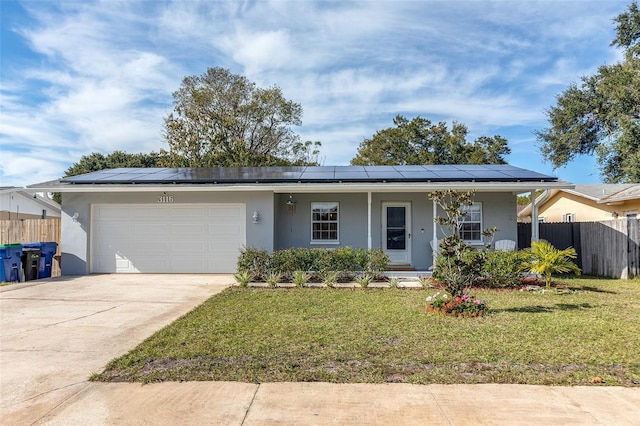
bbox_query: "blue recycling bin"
[22,242,58,279]
[0,244,23,282]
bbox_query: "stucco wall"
[275,193,368,250]
[61,190,517,274]
[539,192,640,222]
[61,191,274,275]
[275,191,517,271]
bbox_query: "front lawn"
[94,277,640,386]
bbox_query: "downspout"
[432,199,438,263]
[367,191,372,250]
[531,189,549,243]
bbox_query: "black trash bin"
[22,248,41,281]
[22,242,58,278]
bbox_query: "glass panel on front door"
[386,206,406,250]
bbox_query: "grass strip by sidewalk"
[94,277,640,386]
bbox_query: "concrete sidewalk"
[1,274,639,425]
[32,381,640,425]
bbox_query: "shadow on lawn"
[496,303,594,314]
[568,285,617,294]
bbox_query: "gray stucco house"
[29,165,571,275]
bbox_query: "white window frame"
[311,202,339,244]
[625,210,638,218]
[562,213,576,223]
[460,202,483,243]
[538,216,547,223]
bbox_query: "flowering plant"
[425,291,450,308]
[426,292,488,316]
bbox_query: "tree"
[350,115,510,165]
[52,151,162,203]
[162,67,319,167]
[528,240,581,289]
[536,1,640,183]
[516,189,545,206]
[428,190,496,297]
[63,151,162,177]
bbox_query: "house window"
[538,216,547,223]
[460,203,482,242]
[625,210,638,219]
[311,202,339,242]
[562,213,576,223]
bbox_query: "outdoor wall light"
[252,211,260,223]
[72,212,80,223]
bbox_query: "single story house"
[518,184,640,223]
[29,165,571,275]
[0,187,61,220]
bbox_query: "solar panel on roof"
[396,165,427,172]
[363,166,397,172]
[398,171,439,180]
[60,164,557,184]
[432,170,475,179]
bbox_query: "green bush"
[236,247,270,280]
[482,250,532,288]
[366,249,389,275]
[432,238,485,296]
[236,246,390,282]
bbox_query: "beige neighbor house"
[518,184,640,223]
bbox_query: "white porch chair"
[494,239,516,251]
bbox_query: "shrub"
[432,237,485,297]
[483,250,532,288]
[236,247,270,280]
[236,246,390,283]
[292,270,310,287]
[269,248,300,280]
[428,190,495,297]
[233,271,252,287]
[266,272,281,288]
[367,249,389,275]
[529,240,581,288]
[426,291,488,316]
[323,271,339,287]
[356,273,373,288]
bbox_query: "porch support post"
[432,199,438,256]
[531,190,539,243]
[367,191,372,250]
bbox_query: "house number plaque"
[157,195,174,203]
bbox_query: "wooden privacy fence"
[518,218,639,279]
[0,218,61,277]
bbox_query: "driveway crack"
[241,383,260,425]
[27,381,91,426]
[22,305,124,333]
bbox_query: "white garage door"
[91,204,246,273]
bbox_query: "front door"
[382,202,411,264]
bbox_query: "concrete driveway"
[0,274,232,425]
[2,274,640,425]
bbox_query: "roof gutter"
[28,180,574,194]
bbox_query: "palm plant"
[529,240,581,288]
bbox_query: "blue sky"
[0,0,630,187]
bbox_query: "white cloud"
[0,0,632,187]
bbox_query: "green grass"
[94,277,640,386]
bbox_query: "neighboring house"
[518,184,640,223]
[29,165,571,275]
[0,187,61,220]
